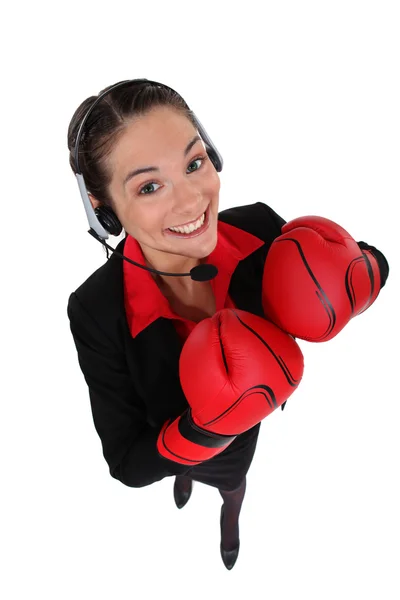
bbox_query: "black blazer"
[67,201,389,488]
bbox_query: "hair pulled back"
[67,80,196,208]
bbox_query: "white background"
[2,1,399,598]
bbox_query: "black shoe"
[173,476,193,509]
[220,505,240,570]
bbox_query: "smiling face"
[91,106,221,274]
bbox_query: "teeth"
[168,212,205,234]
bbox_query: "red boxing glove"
[262,215,382,342]
[157,308,304,466]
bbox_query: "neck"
[153,272,200,295]
[141,249,207,292]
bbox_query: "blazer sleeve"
[259,202,287,234]
[67,292,191,488]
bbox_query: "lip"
[165,207,208,231]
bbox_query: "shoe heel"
[173,476,193,509]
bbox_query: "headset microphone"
[74,78,224,282]
[88,229,218,281]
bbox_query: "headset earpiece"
[94,206,123,236]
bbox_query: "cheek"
[132,204,167,233]
[206,171,220,196]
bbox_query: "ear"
[88,193,102,211]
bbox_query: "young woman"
[66,79,389,570]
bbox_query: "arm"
[258,203,288,410]
[67,292,191,488]
[258,202,287,234]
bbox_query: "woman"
[66,79,388,570]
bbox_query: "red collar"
[123,218,264,338]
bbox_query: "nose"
[172,178,203,217]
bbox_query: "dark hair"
[67,80,196,208]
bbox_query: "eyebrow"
[123,134,202,187]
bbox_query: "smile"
[164,204,211,238]
[167,208,208,230]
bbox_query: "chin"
[200,226,218,255]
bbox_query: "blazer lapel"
[228,251,266,318]
[134,318,188,425]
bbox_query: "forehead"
[111,106,195,166]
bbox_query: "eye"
[138,155,207,195]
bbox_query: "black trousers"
[183,422,261,492]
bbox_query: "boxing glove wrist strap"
[357,241,389,288]
[178,409,235,447]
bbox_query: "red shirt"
[123,219,265,343]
